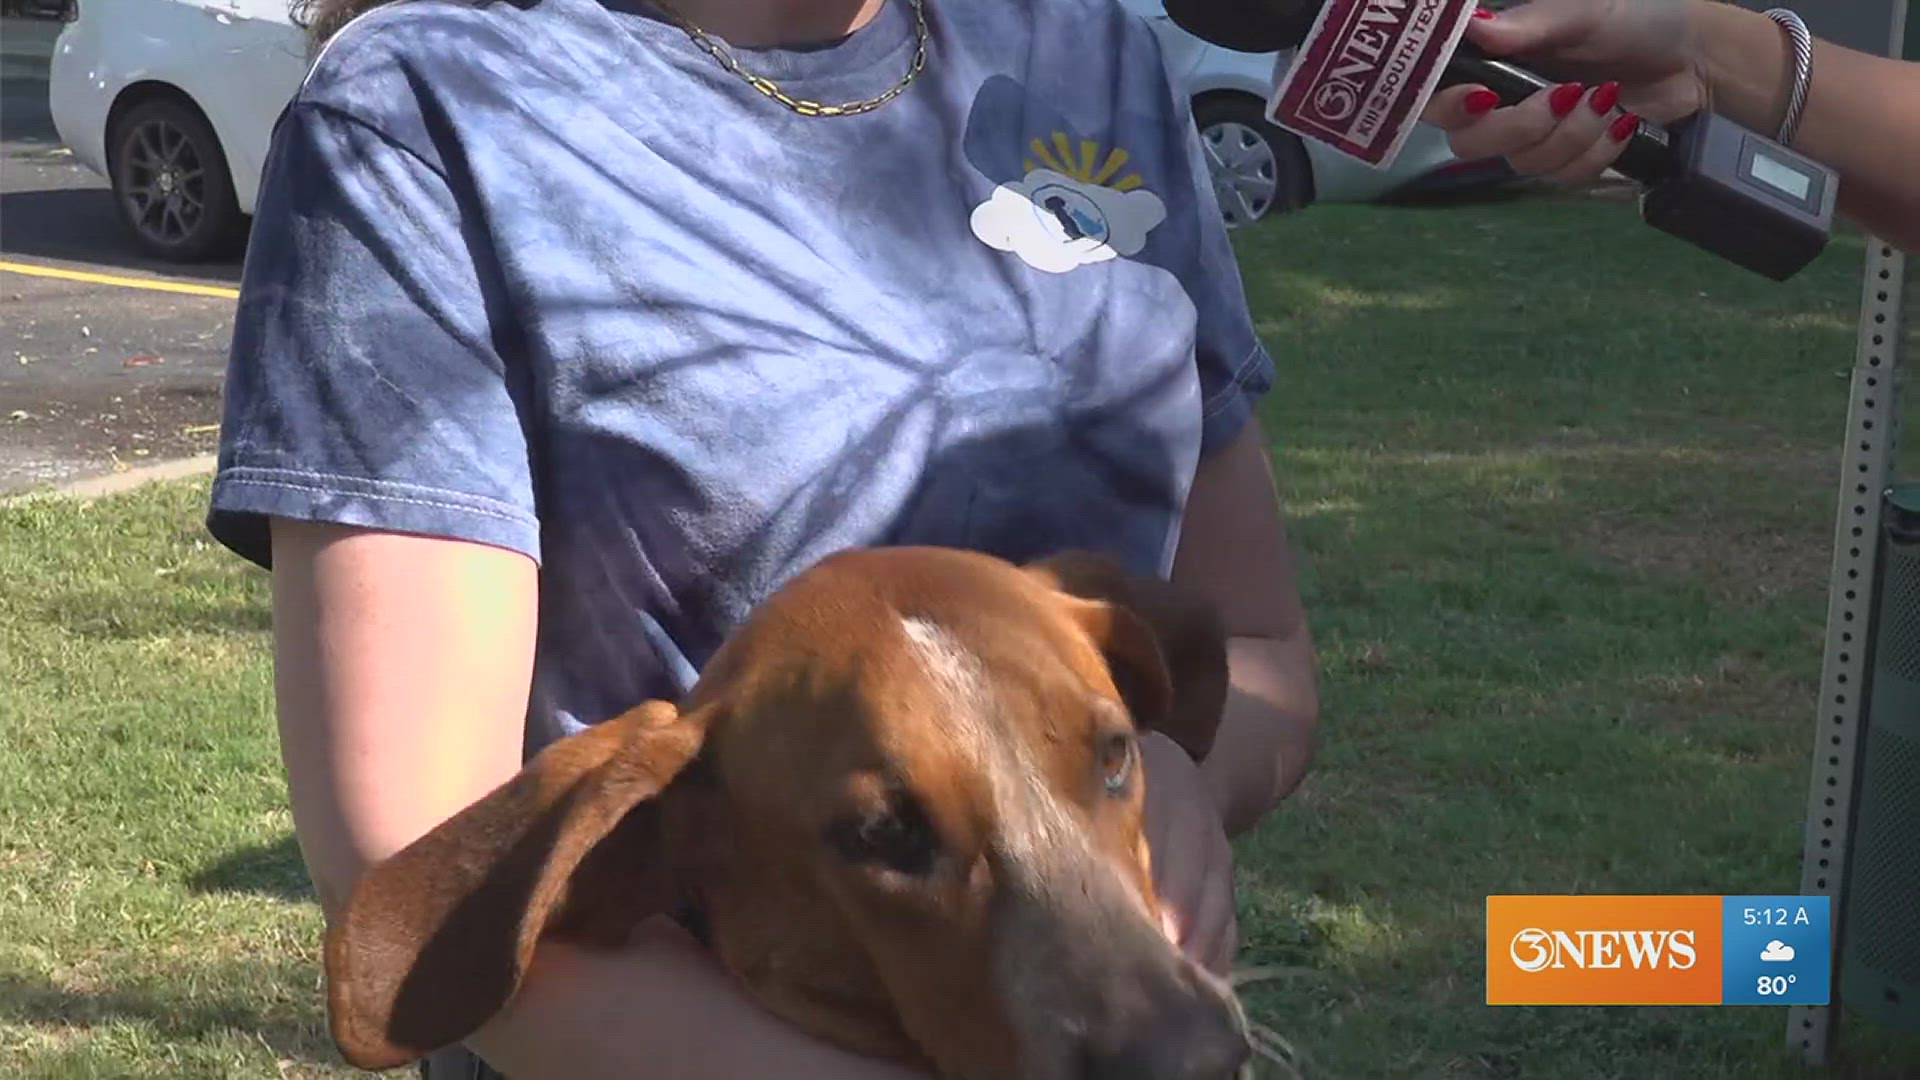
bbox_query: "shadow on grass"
[188,834,315,903]
[0,968,339,1068]
[1379,179,1539,211]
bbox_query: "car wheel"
[1192,96,1313,227]
[107,97,245,261]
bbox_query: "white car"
[48,0,307,259]
[1123,0,1513,225]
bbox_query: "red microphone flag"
[1267,0,1480,168]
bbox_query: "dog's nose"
[1080,993,1251,1080]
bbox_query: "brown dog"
[323,546,1251,1079]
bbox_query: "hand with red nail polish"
[1417,0,1709,190]
[1458,0,1705,120]
[1546,83,1584,118]
[1425,0,1920,249]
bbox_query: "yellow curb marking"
[0,259,240,300]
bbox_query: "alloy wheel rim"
[121,117,208,247]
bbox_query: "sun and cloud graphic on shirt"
[963,75,1167,274]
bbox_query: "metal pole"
[1786,0,1912,1051]
[1787,235,1909,1066]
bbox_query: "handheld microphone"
[1163,0,1835,282]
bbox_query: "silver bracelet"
[1762,8,1814,146]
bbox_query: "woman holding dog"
[1424,0,1920,250]
[207,0,1321,1074]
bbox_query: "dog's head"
[324,546,1245,1080]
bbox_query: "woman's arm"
[271,519,925,1080]
[1426,0,1920,250]
[270,521,536,915]
[1170,418,1321,837]
[1686,0,1920,250]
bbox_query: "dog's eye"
[1099,731,1135,796]
[825,792,940,877]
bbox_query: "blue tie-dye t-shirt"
[208,0,1275,754]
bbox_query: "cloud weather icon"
[1761,940,1796,962]
[970,169,1166,274]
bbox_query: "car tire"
[107,96,246,262]
[1192,95,1313,227]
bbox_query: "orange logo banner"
[1486,896,1724,1005]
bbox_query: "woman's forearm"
[1203,633,1321,838]
[1170,419,1322,836]
[468,920,928,1079]
[1690,0,1920,247]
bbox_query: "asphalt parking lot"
[1,50,242,495]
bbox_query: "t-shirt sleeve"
[207,97,540,570]
[1156,47,1277,455]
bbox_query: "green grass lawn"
[4,191,1918,1078]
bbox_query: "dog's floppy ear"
[323,700,710,1070]
[1026,551,1231,762]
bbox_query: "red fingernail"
[1589,81,1620,115]
[1610,113,1640,141]
[1548,83,1585,118]
[1464,88,1501,116]
[1472,6,1496,18]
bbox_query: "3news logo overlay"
[1485,896,1829,1006]
[1486,896,1720,1006]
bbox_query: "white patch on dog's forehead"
[897,615,1078,868]
[899,616,980,704]
[900,617,1193,1078]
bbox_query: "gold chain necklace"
[654,0,928,118]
